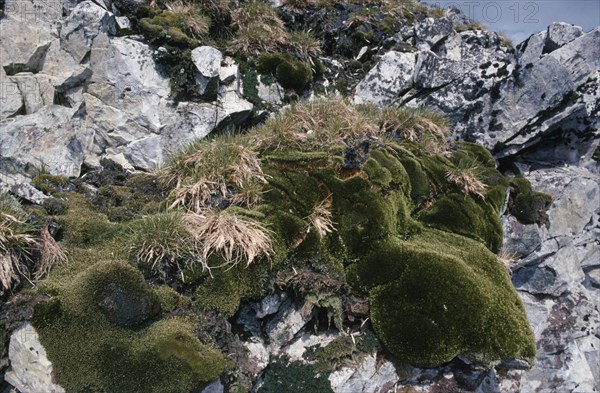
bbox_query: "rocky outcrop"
[0,0,255,177]
[354,19,599,163]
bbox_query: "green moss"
[417,192,503,252]
[256,52,313,91]
[57,193,123,246]
[193,260,270,318]
[315,336,356,372]
[360,228,535,367]
[34,260,224,393]
[258,357,333,393]
[32,174,75,195]
[508,177,552,225]
[450,142,497,168]
[154,285,192,312]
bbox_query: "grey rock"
[0,67,23,119]
[192,46,223,100]
[215,90,253,131]
[200,379,224,393]
[329,354,398,393]
[545,22,584,52]
[4,323,66,393]
[0,175,48,205]
[257,76,284,106]
[124,135,164,171]
[98,282,161,327]
[60,1,116,63]
[265,299,315,351]
[415,17,454,47]
[0,105,88,176]
[502,216,541,259]
[9,73,55,114]
[219,56,239,85]
[354,51,417,106]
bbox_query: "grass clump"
[128,211,198,278]
[183,209,273,269]
[160,138,268,211]
[0,194,37,291]
[230,0,287,55]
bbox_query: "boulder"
[4,323,65,393]
[0,105,89,176]
[192,46,223,101]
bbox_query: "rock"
[219,56,239,85]
[257,76,284,106]
[265,299,315,351]
[98,282,161,327]
[215,90,253,131]
[60,1,116,63]
[0,105,89,176]
[502,216,541,259]
[200,379,224,393]
[243,338,270,374]
[545,22,584,52]
[0,175,49,205]
[192,46,223,101]
[9,73,55,115]
[124,135,164,171]
[354,51,417,106]
[4,323,66,393]
[328,354,398,393]
[0,67,23,119]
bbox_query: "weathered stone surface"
[0,105,89,176]
[4,323,65,393]
[329,355,398,393]
[354,51,416,106]
[192,46,223,100]
[60,1,116,63]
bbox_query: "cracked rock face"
[0,0,254,178]
[503,166,600,392]
[354,22,599,163]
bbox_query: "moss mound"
[31,99,540,389]
[33,260,224,393]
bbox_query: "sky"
[421,0,600,44]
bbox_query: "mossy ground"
[28,99,540,391]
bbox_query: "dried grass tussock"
[445,167,488,199]
[33,226,67,280]
[308,197,336,237]
[183,210,273,269]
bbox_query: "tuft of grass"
[445,160,488,199]
[33,226,67,281]
[497,247,517,274]
[286,31,322,61]
[0,194,37,290]
[167,2,212,40]
[183,209,273,269]
[307,197,336,237]
[128,212,198,277]
[455,21,487,33]
[255,98,379,151]
[377,107,449,154]
[230,0,287,55]
[160,138,268,211]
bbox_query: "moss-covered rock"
[33,260,224,393]
[509,177,552,225]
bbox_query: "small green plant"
[445,160,487,199]
[455,21,487,33]
[378,107,449,153]
[286,31,322,60]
